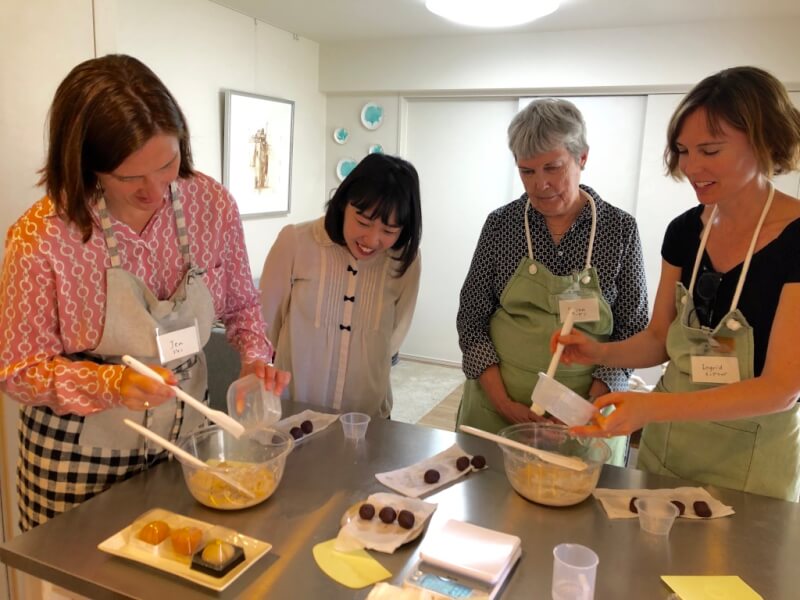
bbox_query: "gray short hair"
[508,98,588,162]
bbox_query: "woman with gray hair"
[456,98,649,466]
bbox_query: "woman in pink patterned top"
[0,54,289,530]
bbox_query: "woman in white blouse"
[259,154,422,417]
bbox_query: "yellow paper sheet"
[662,575,763,600]
[313,539,391,589]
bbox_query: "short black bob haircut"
[325,153,422,276]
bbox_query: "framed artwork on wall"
[223,90,294,217]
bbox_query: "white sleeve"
[390,251,422,356]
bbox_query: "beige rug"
[417,382,464,431]
[390,360,465,424]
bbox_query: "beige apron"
[457,193,627,465]
[638,184,800,501]
[17,183,215,530]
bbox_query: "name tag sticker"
[156,323,201,364]
[558,297,600,323]
[690,355,741,384]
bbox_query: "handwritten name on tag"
[559,297,600,323]
[156,325,200,364]
[690,356,741,384]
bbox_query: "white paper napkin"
[592,486,735,520]
[273,409,339,444]
[335,492,437,554]
[375,444,486,498]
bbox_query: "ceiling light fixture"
[425,0,560,29]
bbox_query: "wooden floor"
[416,382,463,432]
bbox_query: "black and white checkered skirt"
[16,405,168,531]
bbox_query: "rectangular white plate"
[98,510,271,592]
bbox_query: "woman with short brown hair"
[560,66,800,500]
[0,54,289,530]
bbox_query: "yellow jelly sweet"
[136,520,170,545]
[201,539,235,566]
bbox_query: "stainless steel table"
[1,406,797,599]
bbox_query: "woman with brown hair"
[558,66,800,500]
[0,54,289,530]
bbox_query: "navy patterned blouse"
[457,184,649,393]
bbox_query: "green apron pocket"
[663,420,759,491]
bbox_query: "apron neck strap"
[689,182,775,313]
[584,190,597,269]
[524,190,597,272]
[96,182,194,268]
[169,182,195,266]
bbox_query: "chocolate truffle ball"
[456,456,470,471]
[693,500,712,518]
[424,469,440,484]
[289,426,304,440]
[300,420,314,434]
[359,503,375,520]
[470,455,487,469]
[397,510,415,530]
[671,500,686,516]
[379,506,397,524]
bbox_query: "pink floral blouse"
[0,172,270,415]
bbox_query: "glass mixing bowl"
[497,423,610,507]
[177,425,293,510]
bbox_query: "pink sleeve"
[213,185,273,364]
[0,215,123,415]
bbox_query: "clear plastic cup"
[634,497,679,535]
[552,543,598,600]
[226,374,281,431]
[531,373,595,426]
[340,412,370,440]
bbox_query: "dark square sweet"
[190,543,246,578]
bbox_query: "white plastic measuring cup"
[634,497,680,535]
[552,543,598,600]
[530,373,596,427]
[340,412,370,440]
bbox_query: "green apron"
[457,193,628,466]
[638,185,800,501]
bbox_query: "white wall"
[403,98,519,363]
[320,19,800,93]
[325,94,400,198]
